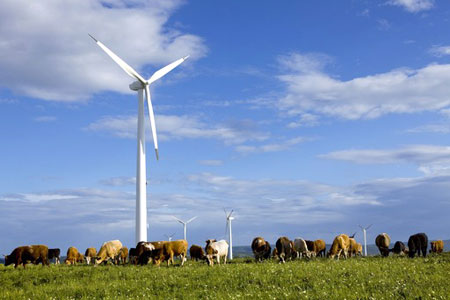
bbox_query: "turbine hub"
[129,80,145,91]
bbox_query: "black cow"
[275,236,294,263]
[390,241,406,255]
[408,233,428,258]
[48,248,61,264]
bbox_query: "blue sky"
[1,0,450,254]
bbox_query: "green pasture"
[0,253,449,299]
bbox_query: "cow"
[408,233,428,258]
[275,236,294,263]
[293,238,311,259]
[5,245,49,268]
[305,240,317,257]
[152,240,188,267]
[136,241,159,265]
[375,233,391,257]
[129,248,137,264]
[328,234,350,259]
[48,248,61,264]
[65,247,81,265]
[205,239,228,266]
[77,252,85,263]
[390,241,406,255]
[430,240,444,254]
[251,237,271,262]
[356,243,363,256]
[85,248,97,265]
[348,238,358,257]
[272,247,279,260]
[95,240,123,265]
[116,247,128,265]
[190,244,206,261]
[314,239,326,257]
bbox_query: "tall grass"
[1,254,449,299]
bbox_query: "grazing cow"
[190,244,206,261]
[305,240,317,257]
[276,236,294,263]
[95,240,123,265]
[375,233,391,257]
[129,248,137,264]
[408,233,428,258]
[251,237,271,261]
[153,240,188,267]
[85,248,97,265]
[390,241,406,255]
[48,248,61,264]
[293,238,311,259]
[77,253,85,263]
[314,239,326,257]
[356,243,363,256]
[5,245,49,268]
[430,240,444,254]
[136,241,160,265]
[328,234,350,260]
[116,247,128,265]
[65,247,81,265]
[348,238,359,257]
[205,239,228,266]
[272,247,279,260]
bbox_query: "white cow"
[205,239,229,266]
[293,238,311,258]
[95,240,123,265]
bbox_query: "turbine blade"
[367,224,373,230]
[172,216,183,223]
[228,209,234,218]
[89,34,146,84]
[145,85,159,160]
[147,56,189,84]
[186,216,197,224]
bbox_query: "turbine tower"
[173,216,197,241]
[89,34,188,244]
[225,209,234,260]
[359,224,372,256]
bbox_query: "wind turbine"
[359,224,373,256]
[172,216,197,241]
[89,34,189,244]
[224,209,235,260]
[164,233,175,242]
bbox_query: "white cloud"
[235,137,308,154]
[100,176,136,186]
[429,45,450,57]
[86,114,269,145]
[34,116,57,122]
[277,53,450,121]
[0,0,207,102]
[320,145,450,176]
[377,19,391,31]
[198,160,223,166]
[387,0,434,12]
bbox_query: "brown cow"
[153,240,188,267]
[251,237,271,261]
[189,244,206,261]
[430,240,444,254]
[276,236,294,263]
[77,252,85,263]
[348,238,358,257]
[95,240,123,265]
[116,247,129,264]
[65,247,81,265]
[136,241,165,265]
[375,233,391,257]
[129,248,137,264]
[328,234,350,259]
[48,248,61,264]
[305,240,317,257]
[314,239,326,257]
[272,247,279,260]
[85,248,97,265]
[5,245,49,268]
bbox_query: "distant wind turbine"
[173,216,197,241]
[164,233,175,242]
[224,209,235,260]
[89,34,188,244]
[359,224,373,256]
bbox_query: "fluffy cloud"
[277,53,450,121]
[234,137,309,154]
[387,0,434,12]
[429,45,450,57]
[320,145,450,175]
[0,0,206,101]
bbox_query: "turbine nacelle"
[129,81,146,91]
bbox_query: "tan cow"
[375,233,391,257]
[356,243,363,256]
[430,240,444,254]
[153,240,188,267]
[116,247,129,264]
[348,238,358,257]
[328,234,350,259]
[85,248,97,265]
[76,252,85,263]
[95,240,123,265]
[314,239,326,257]
[65,247,81,265]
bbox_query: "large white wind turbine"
[172,216,197,241]
[224,209,234,260]
[359,224,373,256]
[89,34,188,244]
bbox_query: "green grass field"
[1,254,449,299]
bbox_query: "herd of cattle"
[3,232,445,268]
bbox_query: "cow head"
[4,255,12,267]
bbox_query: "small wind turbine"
[359,224,373,256]
[164,233,175,242]
[224,209,234,260]
[89,34,188,244]
[172,216,197,241]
